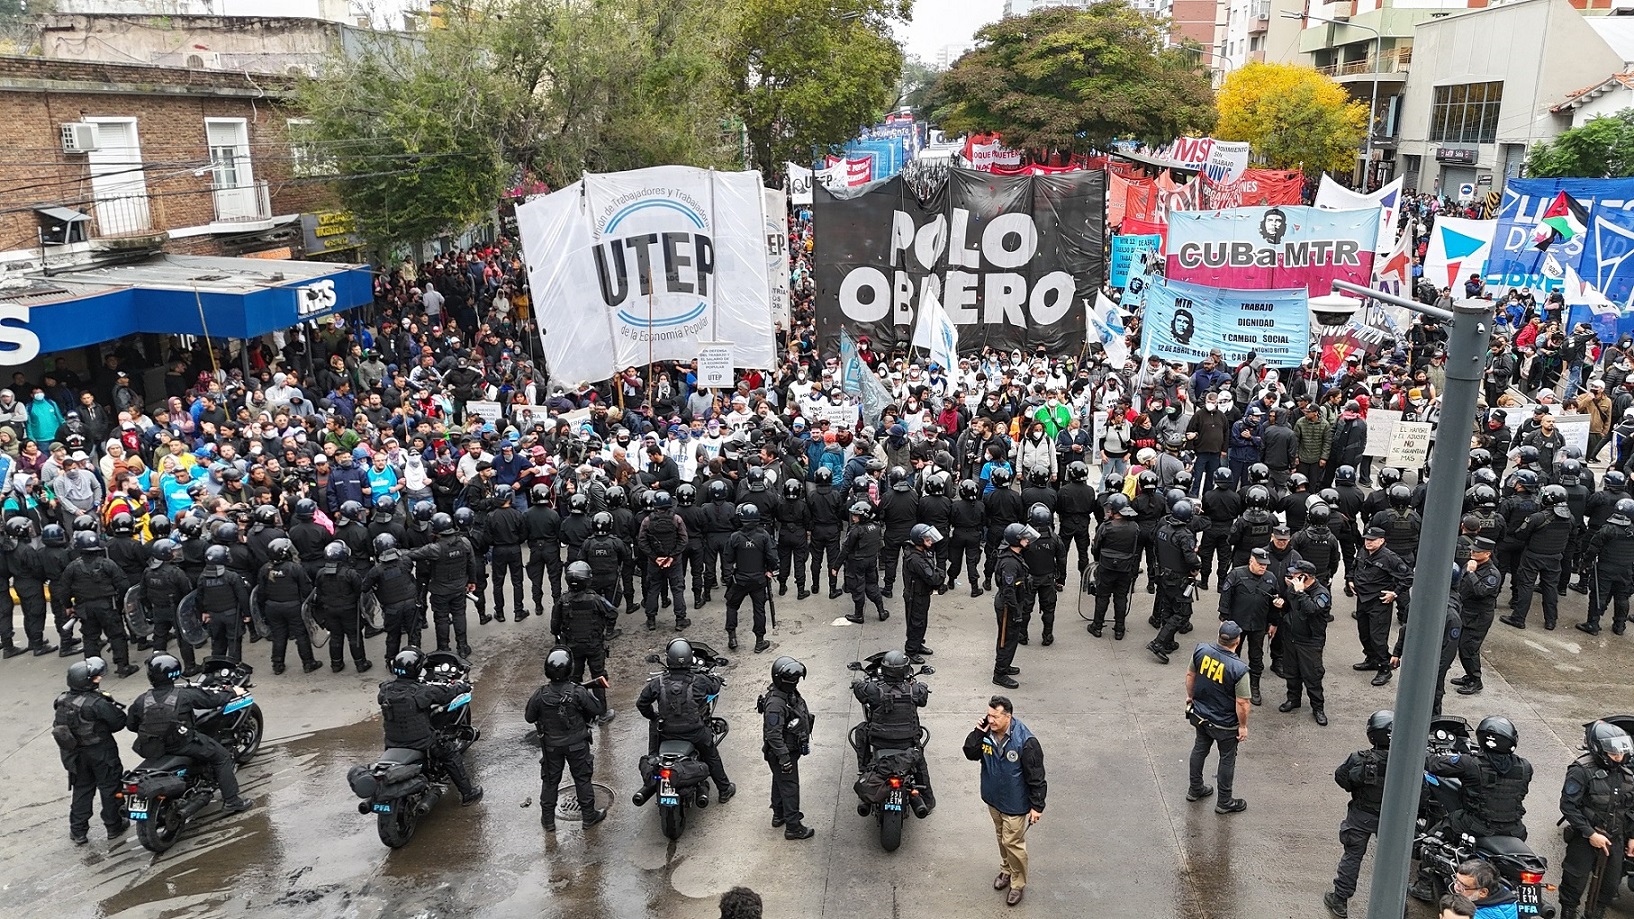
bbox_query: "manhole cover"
[555,782,616,820]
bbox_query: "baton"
[1586,842,1609,917]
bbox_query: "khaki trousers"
[988,805,1030,890]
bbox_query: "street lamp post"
[1285,12,1381,186]
[1325,280,1493,919]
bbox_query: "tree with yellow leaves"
[1215,62,1367,176]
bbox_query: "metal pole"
[1365,296,1493,919]
[1366,38,1380,188]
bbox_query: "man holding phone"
[963,695,1046,907]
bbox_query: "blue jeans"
[1101,456,1128,477]
[1191,453,1224,496]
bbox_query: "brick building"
[0,55,355,279]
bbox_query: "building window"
[1429,81,1503,145]
[286,118,337,177]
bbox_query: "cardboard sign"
[1385,420,1433,468]
[696,344,735,390]
[1553,413,1592,455]
[465,400,504,426]
[513,404,553,430]
[1363,409,1402,457]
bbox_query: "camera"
[1309,293,1363,328]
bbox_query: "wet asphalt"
[1,556,1632,919]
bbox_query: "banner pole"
[709,168,719,344]
[648,263,655,397]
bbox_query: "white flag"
[1090,291,1130,368]
[911,287,960,371]
[1566,265,1618,316]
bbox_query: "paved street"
[1,565,1630,919]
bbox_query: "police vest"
[645,513,683,555]
[1570,751,1631,833]
[261,563,306,603]
[978,718,1036,817]
[583,538,621,579]
[1189,643,1248,727]
[1239,511,1274,548]
[1468,756,1532,827]
[52,692,103,752]
[1156,522,1194,573]
[731,531,770,581]
[1596,525,1634,571]
[865,680,921,744]
[561,591,606,646]
[1349,748,1389,812]
[375,562,418,605]
[1383,511,1419,552]
[535,682,591,749]
[197,574,239,613]
[143,566,188,608]
[1293,528,1337,573]
[134,688,190,758]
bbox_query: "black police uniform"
[918,489,953,578]
[639,510,690,627]
[774,496,811,597]
[1132,489,1166,589]
[1584,517,1634,633]
[1350,543,1412,676]
[761,683,813,830]
[461,520,492,620]
[106,536,147,588]
[993,546,1027,681]
[486,503,528,620]
[406,535,481,655]
[1508,507,1574,628]
[839,519,888,621]
[58,555,130,667]
[1557,749,1634,917]
[636,668,731,793]
[1229,502,1275,567]
[377,676,477,797]
[1020,524,1067,644]
[611,504,640,614]
[879,489,919,598]
[142,560,197,669]
[1331,744,1389,901]
[1152,516,1201,653]
[701,497,738,601]
[1496,490,1539,592]
[361,555,422,659]
[53,683,126,840]
[195,565,250,662]
[525,675,605,828]
[0,534,18,653]
[982,487,1025,587]
[289,520,330,580]
[948,495,986,593]
[806,484,844,597]
[725,524,777,646]
[901,543,944,656]
[12,540,62,651]
[577,533,632,614]
[1057,481,1097,576]
[1291,525,1343,587]
[315,560,369,670]
[1426,747,1534,840]
[551,588,616,708]
[1281,579,1331,714]
[524,500,564,614]
[1218,562,1282,695]
[127,683,243,801]
[1457,554,1503,688]
[255,560,315,670]
[853,677,933,807]
[1200,486,1243,587]
[1090,516,1141,633]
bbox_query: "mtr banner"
[813,167,1105,357]
[1165,205,1381,297]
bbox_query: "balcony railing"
[212,178,272,223]
[88,193,162,239]
[1314,46,1412,77]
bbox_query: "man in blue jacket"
[963,694,1047,907]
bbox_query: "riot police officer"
[774,478,811,599]
[639,490,690,632]
[1580,498,1634,635]
[983,468,1025,590]
[576,511,631,626]
[1452,537,1503,696]
[839,500,888,624]
[524,484,563,618]
[377,649,482,805]
[52,657,127,844]
[1057,462,1097,580]
[1292,504,1343,588]
[1502,484,1575,630]
[195,545,250,662]
[485,486,527,622]
[141,539,199,676]
[1149,499,1202,663]
[1230,485,1276,567]
[807,469,845,599]
[58,532,137,677]
[1557,721,1634,919]
[725,505,777,653]
[1324,711,1394,918]
[405,513,480,657]
[525,647,606,832]
[315,542,371,673]
[1090,495,1141,637]
[1018,504,1065,646]
[1426,715,1534,841]
[127,653,254,813]
[1279,560,1331,725]
[636,638,734,802]
[902,523,945,663]
[254,537,319,675]
[948,480,987,598]
[362,534,422,659]
[992,523,1033,689]
[288,498,329,581]
[551,561,617,719]
[1200,469,1242,589]
[700,480,738,605]
[9,518,60,656]
[852,649,933,809]
[761,655,814,840]
[1496,471,1541,603]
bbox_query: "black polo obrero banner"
[813,167,1105,357]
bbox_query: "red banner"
[1199,168,1303,210]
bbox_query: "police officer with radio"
[377,649,482,806]
[1557,721,1634,919]
[1350,527,1413,686]
[127,653,254,813]
[853,649,934,810]
[1279,560,1331,725]
[1324,711,1394,919]
[254,537,320,675]
[552,561,617,721]
[1450,537,1502,696]
[525,647,607,832]
[761,655,814,840]
[1149,500,1202,664]
[1218,547,1284,707]
[362,534,422,660]
[636,638,735,803]
[1019,504,1065,646]
[53,657,127,844]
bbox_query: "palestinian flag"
[1533,191,1588,250]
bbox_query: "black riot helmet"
[1587,720,1634,767]
[1211,467,1233,488]
[1388,484,1412,509]
[72,513,97,533]
[4,516,33,540]
[1002,522,1036,547]
[1066,461,1089,483]
[67,656,107,691]
[1105,493,1132,516]
[771,655,806,691]
[1288,473,1309,492]
[176,516,203,539]
[1467,484,1497,507]
[204,544,231,567]
[813,467,834,486]
[591,511,614,536]
[892,466,914,491]
[959,479,980,500]
[1105,472,1126,493]
[149,538,180,563]
[252,504,281,528]
[1540,484,1568,507]
[879,649,912,681]
[990,467,1013,488]
[566,560,593,590]
[544,647,574,683]
[1471,468,1498,488]
[783,478,803,500]
[1027,468,1049,488]
[707,480,731,502]
[1615,497,1634,521]
[374,495,399,518]
[848,500,873,520]
[676,484,697,506]
[924,476,946,496]
[1366,710,1394,750]
[339,500,365,523]
[1170,500,1195,523]
[746,469,766,492]
[1517,444,1539,466]
[431,512,455,535]
[531,484,551,505]
[41,524,68,547]
[324,541,351,562]
[606,484,628,508]
[1476,715,1518,754]
[108,512,136,537]
[653,490,675,509]
[269,537,295,562]
[1027,503,1053,530]
[736,503,760,526]
[72,531,103,554]
[1605,470,1629,492]
[1556,459,1583,486]
[568,493,589,515]
[453,506,476,529]
[1248,463,1270,485]
[1512,469,1539,491]
[1173,470,1194,492]
[1306,503,1332,526]
[212,522,239,545]
[1334,465,1357,487]
[909,523,942,546]
[146,653,183,686]
[371,533,399,560]
[295,498,317,521]
[1245,485,1271,509]
[390,648,426,679]
[1137,470,1158,492]
[1468,448,1492,471]
[1377,467,1402,489]
[148,515,171,539]
[665,638,694,671]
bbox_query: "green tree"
[725,0,910,179]
[929,3,1215,153]
[1214,62,1366,175]
[897,55,943,113]
[1525,108,1634,179]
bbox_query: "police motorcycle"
[846,650,935,852]
[121,658,264,854]
[631,640,730,841]
[1414,715,1554,917]
[347,651,479,848]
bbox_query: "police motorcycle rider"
[1412,715,1536,899]
[377,648,483,806]
[636,637,735,804]
[851,649,934,812]
[125,653,255,814]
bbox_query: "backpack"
[134,688,189,758]
[658,673,702,733]
[51,693,99,755]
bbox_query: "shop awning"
[0,255,373,364]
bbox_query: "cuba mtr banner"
[517,166,776,385]
[1165,205,1379,297]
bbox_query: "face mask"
[32,393,42,401]
[1206,403,1218,412]
[1047,400,1058,408]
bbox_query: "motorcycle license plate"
[372,802,393,814]
[127,799,148,817]
[884,789,903,812]
[659,795,679,806]
[1517,885,1541,917]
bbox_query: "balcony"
[1315,46,1412,79]
[212,179,272,225]
[88,193,165,250]
[1248,1,1270,32]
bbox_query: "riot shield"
[302,594,330,648]
[248,586,270,641]
[123,585,152,640]
[176,591,208,647]
[359,592,381,631]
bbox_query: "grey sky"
[899,0,1004,63]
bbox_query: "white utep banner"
[517,166,775,385]
[764,186,791,324]
[786,163,814,206]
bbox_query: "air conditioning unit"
[60,122,98,154]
